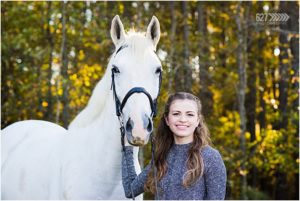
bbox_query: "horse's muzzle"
[129,137,145,146]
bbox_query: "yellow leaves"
[119,3,124,14]
[292,76,299,83]
[219,116,228,123]
[84,80,90,87]
[50,26,55,34]
[219,13,230,21]
[239,169,248,176]
[281,58,290,64]
[57,88,63,96]
[42,101,48,107]
[255,123,262,141]
[207,22,222,33]
[263,48,274,59]
[70,74,77,81]
[93,74,99,79]
[209,46,215,53]
[245,132,251,140]
[78,50,85,61]
[93,43,101,51]
[68,63,104,111]
[37,111,43,118]
[53,57,60,64]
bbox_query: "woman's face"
[165,99,200,144]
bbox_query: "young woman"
[122,92,226,200]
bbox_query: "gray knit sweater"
[122,143,226,200]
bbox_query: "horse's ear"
[146,16,160,50]
[110,15,126,47]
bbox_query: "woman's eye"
[188,114,195,117]
[112,65,120,74]
[172,113,179,116]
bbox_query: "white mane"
[125,31,156,54]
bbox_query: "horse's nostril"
[125,118,133,133]
[146,118,153,133]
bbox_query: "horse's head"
[109,15,162,146]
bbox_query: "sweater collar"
[172,142,192,150]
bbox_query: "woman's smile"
[175,124,189,129]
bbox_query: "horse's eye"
[155,67,162,74]
[112,65,120,74]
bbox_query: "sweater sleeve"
[122,146,151,198]
[203,148,227,200]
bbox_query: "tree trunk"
[1,59,10,128]
[61,1,69,128]
[182,1,192,92]
[245,3,257,187]
[257,36,267,194]
[275,1,298,199]
[289,3,299,112]
[197,1,213,117]
[37,61,43,117]
[235,2,248,199]
[45,1,54,121]
[278,1,289,130]
[167,1,177,92]
[275,2,288,199]
[289,2,299,200]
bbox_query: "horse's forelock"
[124,31,154,57]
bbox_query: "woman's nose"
[179,114,187,122]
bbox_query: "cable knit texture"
[122,143,226,200]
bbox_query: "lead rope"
[150,133,159,200]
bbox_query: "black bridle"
[111,63,162,200]
[111,64,162,117]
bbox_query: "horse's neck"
[90,91,140,169]
[67,67,139,165]
[94,92,121,148]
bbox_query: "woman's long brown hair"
[145,92,211,194]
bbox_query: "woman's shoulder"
[201,145,220,155]
[200,145,223,163]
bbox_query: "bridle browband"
[111,46,162,200]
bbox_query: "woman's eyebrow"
[186,111,196,113]
[171,110,196,113]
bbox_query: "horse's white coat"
[1,15,161,200]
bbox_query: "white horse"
[1,15,162,200]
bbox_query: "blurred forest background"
[1,1,299,200]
